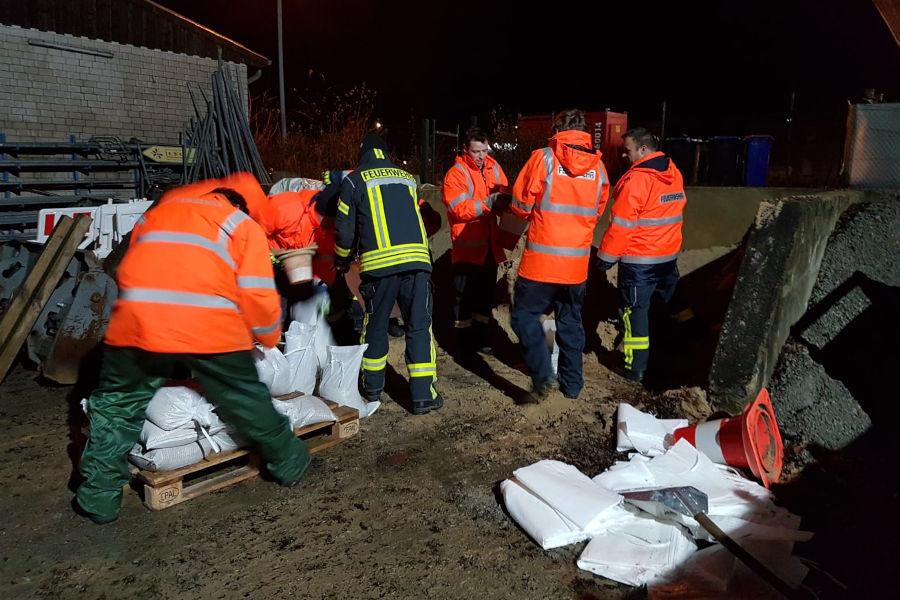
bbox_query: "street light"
[277,0,287,140]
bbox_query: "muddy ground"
[0,309,725,600]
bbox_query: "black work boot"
[412,393,443,415]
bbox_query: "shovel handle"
[694,512,806,600]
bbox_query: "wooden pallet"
[132,401,359,511]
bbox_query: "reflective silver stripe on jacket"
[610,215,683,229]
[537,147,604,216]
[120,288,238,310]
[526,240,591,257]
[448,163,475,210]
[619,253,680,264]
[237,276,276,289]
[221,210,249,236]
[138,231,235,268]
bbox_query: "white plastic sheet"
[616,403,688,456]
[144,385,222,431]
[318,344,380,418]
[253,345,293,397]
[283,321,318,395]
[272,395,336,429]
[512,460,622,533]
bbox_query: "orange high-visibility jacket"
[104,175,282,353]
[510,130,610,285]
[597,151,686,265]
[442,154,509,265]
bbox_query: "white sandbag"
[290,285,335,370]
[128,432,244,472]
[272,395,336,429]
[139,419,225,450]
[577,511,697,586]
[283,321,318,395]
[318,344,380,418]
[513,460,622,533]
[144,385,222,431]
[501,478,589,549]
[253,345,293,397]
[616,403,688,457]
[542,319,559,375]
[268,177,325,195]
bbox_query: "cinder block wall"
[0,24,248,145]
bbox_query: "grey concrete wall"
[708,191,862,412]
[0,24,247,145]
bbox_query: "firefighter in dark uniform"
[334,134,442,415]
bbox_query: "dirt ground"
[0,310,719,600]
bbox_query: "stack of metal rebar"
[182,66,270,185]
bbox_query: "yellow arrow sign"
[142,146,196,165]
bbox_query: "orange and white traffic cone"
[672,388,784,488]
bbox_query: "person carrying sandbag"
[74,172,310,524]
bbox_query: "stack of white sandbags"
[128,386,243,472]
[128,384,337,472]
[283,286,380,418]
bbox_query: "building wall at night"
[0,24,248,145]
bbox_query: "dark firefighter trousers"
[358,269,437,402]
[452,255,498,349]
[77,346,311,522]
[618,260,679,376]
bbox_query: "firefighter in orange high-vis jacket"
[74,172,310,525]
[442,127,510,354]
[509,109,610,403]
[597,127,687,383]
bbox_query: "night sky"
[156,0,899,139]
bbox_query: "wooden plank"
[0,215,91,380]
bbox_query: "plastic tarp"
[616,403,688,457]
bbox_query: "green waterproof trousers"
[76,345,310,522]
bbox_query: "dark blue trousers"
[618,260,679,376]
[511,277,586,397]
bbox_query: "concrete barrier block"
[708,192,855,413]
